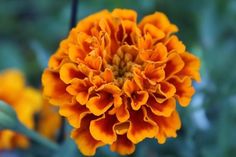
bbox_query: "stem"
[70,0,79,29]
[57,0,79,143]
[18,124,59,151]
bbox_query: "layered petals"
[42,9,200,156]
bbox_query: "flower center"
[107,47,138,87]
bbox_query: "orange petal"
[42,70,72,105]
[123,79,139,97]
[143,24,165,40]
[169,76,195,107]
[110,135,135,155]
[143,64,165,84]
[115,98,130,122]
[59,104,89,128]
[48,53,68,70]
[165,35,185,53]
[147,110,181,144]
[90,114,117,144]
[66,78,93,105]
[139,43,167,63]
[131,91,149,110]
[114,122,130,135]
[59,63,86,84]
[112,9,137,22]
[102,68,114,83]
[76,10,110,34]
[68,45,87,63]
[84,54,102,71]
[71,115,105,156]
[147,95,176,117]
[87,92,113,116]
[127,108,158,144]
[156,81,176,99]
[178,52,201,82]
[139,12,177,34]
[165,53,185,79]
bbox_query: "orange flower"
[0,70,42,149]
[0,69,61,149]
[42,9,200,156]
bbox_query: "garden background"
[0,0,236,157]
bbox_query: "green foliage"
[0,0,236,157]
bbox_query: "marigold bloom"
[0,70,42,149]
[0,69,61,149]
[42,9,201,156]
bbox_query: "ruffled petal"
[131,91,149,110]
[66,78,93,105]
[147,110,181,144]
[169,76,195,107]
[139,43,167,63]
[147,95,176,117]
[59,103,89,128]
[112,9,137,22]
[90,114,117,144]
[143,63,165,84]
[59,63,86,84]
[127,108,158,143]
[87,92,113,116]
[165,53,185,79]
[71,115,105,156]
[110,135,135,155]
[42,70,72,105]
[178,52,201,82]
[156,81,176,99]
[143,24,165,40]
[165,35,185,53]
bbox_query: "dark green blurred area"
[0,0,236,157]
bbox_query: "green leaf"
[0,101,59,152]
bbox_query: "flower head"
[0,70,42,149]
[42,9,200,156]
[0,69,61,149]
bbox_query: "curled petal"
[156,81,176,99]
[87,92,113,116]
[169,76,195,107]
[59,104,89,128]
[112,9,137,22]
[178,52,201,82]
[143,64,165,84]
[123,79,139,97]
[143,24,165,40]
[165,35,185,53]
[131,91,149,110]
[148,110,181,144]
[114,122,130,135]
[90,114,117,144]
[110,135,135,155]
[42,70,72,105]
[127,108,158,144]
[115,98,130,122]
[59,63,86,84]
[139,43,167,63]
[66,78,93,105]
[165,53,185,79]
[71,115,105,156]
[84,54,102,71]
[147,95,176,117]
[139,12,178,35]
[76,10,110,34]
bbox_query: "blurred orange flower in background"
[0,69,61,149]
[0,70,42,149]
[42,9,200,156]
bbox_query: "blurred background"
[0,0,236,157]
